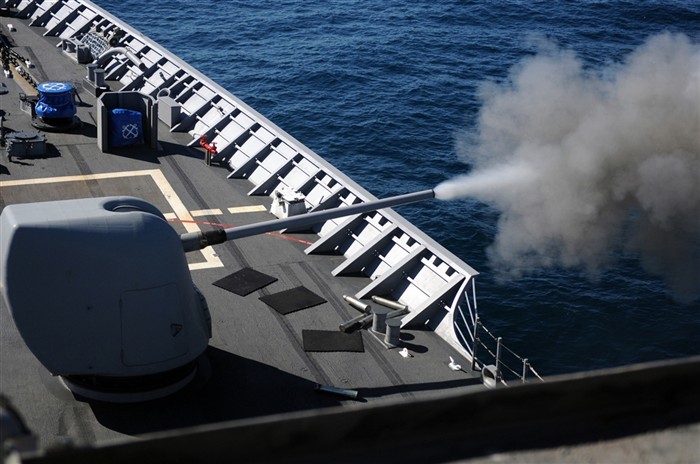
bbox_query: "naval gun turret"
[0,190,434,402]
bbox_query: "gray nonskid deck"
[0,13,481,449]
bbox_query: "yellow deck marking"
[228,205,268,214]
[0,170,153,187]
[165,206,267,220]
[191,208,223,217]
[1,169,224,271]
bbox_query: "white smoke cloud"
[435,33,700,303]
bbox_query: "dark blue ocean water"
[94,0,700,376]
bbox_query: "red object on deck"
[199,135,218,154]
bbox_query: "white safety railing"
[472,318,543,384]
[453,284,542,385]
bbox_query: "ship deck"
[0,13,482,449]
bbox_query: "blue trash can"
[109,108,143,147]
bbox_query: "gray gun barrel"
[181,189,435,252]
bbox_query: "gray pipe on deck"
[181,189,435,252]
[94,47,145,69]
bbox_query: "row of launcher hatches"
[17,0,479,359]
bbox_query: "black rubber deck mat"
[302,329,365,352]
[259,286,326,315]
[212,268,278,296]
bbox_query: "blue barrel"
[34,82,77,120]
[109,108,143,147]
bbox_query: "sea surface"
[94,0,700,376]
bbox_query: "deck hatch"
[120,283,188,367]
